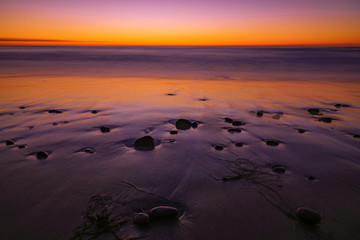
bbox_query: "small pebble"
[296,207,322,224]
[48,109,63,114]
[271,165,285,174]
[319,117,332,123]
[134,213,150,226]
[134,136,155,151]
[225,117,233,123]
[28,126,34,129]
[298,129,306,134]
[19,106,26,109]
[91,110,98,114]
[176,119,192,130]
[308,108,319,115]
[166,93,177,96]
[235,142,243,147]
[100,126,111,133]
[256,111,263,117]
[198,98,208,101]
[232,121,243,126]
[354,134,360,138]
[37,151,49,160]
[307,176,316,181]
[191,122,198,129]
[266,140,279,146]
[53,122,58,126]
[18,145,26,149]
[170,130,178,135]
[149,206,179,220]
[215,145,224,151]
[6,140,15,145]
[228,128,241,134]
[84,148,95,154]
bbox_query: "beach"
[0,46,360,240]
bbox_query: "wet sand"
[1,75,360,240]
[1,47,360,240]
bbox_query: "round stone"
[271,165,285,174]
[308,108,319,115]
[36,151,49,160]
[191,122,198,129]
[266,140,279,146]
[134,136,155,151]
[232,121,242,126]
[134,213,150,226]
[100,126,111,133]
[176,119,192,130]
[215,145,224,151]
[149,206,179,220]
[296,207,322,224]
[225,117,233,123]
[6,140,15,145]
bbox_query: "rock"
[134,213,150,226]
[266,140,279,146]
[298,129,306,134]
[91,110,98,114]
[53,122,58,126]
[215,145,224,151]
[354,134,360,138]
[232,121,243,126]
[227,128,241,134]
[235,142,243,147]
[256,111,263,117]
[308,108,319,115]
[334,103,350,108]
[170,130,178,135]
[225,117,233,123]
[191,122,198,129]
[6,140,15,145]
[18,145,26,149]
[166,93,177,96]
[271,165,285,174]
[319,117,332,123]
[134,136,155,151]
[176,119,192,130]
[334,104,341,108]
[198,98,208,101]
[149,206,179,220]
[48,109,63,114]
[84,148,95,154]
[307,176,316,181]
[272,114,280,120]
[28,126,34,129]
[37,151,49,160]
[19,106,26,109]
[296,207,322,224]
[100,126,111,133]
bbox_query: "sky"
[0,0,360,46]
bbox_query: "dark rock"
[84,148,95,154]
[307,176,316,181]
[232,121,243,126]
[19,106,26,109]
[354,134,360,138]
[53,122,58,126]
[100,126,111,133]
[319,117,332,123]
[36,151,49,160]
[227,128,241,134]
[176,119,192,130]
[170,130,178,135]
[271,165,285,174]
[134,136,155,151]
[198,98,208,101]
[272,114,280,120]
[6,140,15,145]
[296,207,322,224]
[215,145,224,151]
[266,140,279,146]
[18,145,26,149]
[235,142,243,147]
[334,103,350,108]
[308,108,319,115]
[149,206,179,220]
[334,104,341,108]
[28,126,34,129]
[166,93,177,96]
[91,110,98,114]
[298,129,306,134]
[48,109,63,114]
[191,122,198,129]
[134,213,150,226]
[224,117,233,123]
[256,111,263,117]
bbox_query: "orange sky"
[1,0,360,46]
